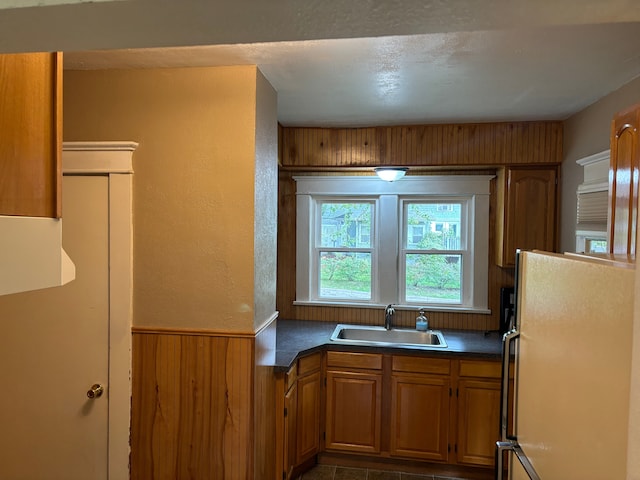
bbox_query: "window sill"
[293,300,491,315]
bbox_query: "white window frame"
[294,175,493,313]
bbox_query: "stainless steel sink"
[330,324,447,349]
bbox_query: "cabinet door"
[325,369,382,454]
[0,52,62,218]
[283,382,298,480]
[456,378,501,467]
[609,102,640,255]
[390,373,451,462]
[497,167,557,267]
[296,371,321,464]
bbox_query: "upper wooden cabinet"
[0,52,62,218]
[495,166,558,267]
[608,102,640,256]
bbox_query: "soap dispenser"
[416,309,429,331]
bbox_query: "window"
[403,202,464,304]
[318,201,374,300]
[295,175,492,312]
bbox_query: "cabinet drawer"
[458,360,501,379]
[326,351,382,370]
[286,363,297,391]
[298,352,321,376]
[392,356,450,375]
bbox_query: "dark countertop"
[274,319,503,372]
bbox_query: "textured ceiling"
[3,0,640,126]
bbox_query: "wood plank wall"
[280,122,562,168]
[131,332,255,480]
[277,121,563,331]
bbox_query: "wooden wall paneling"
[131,333,254,480]
[434,125,443,165]
[279,121,562,168]
[254,319,278,480]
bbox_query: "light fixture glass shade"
[374,167,408,182]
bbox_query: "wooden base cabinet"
[390,356,452,462]
[455,360,502,467]
[324,353,501,469]
[390,373,451,461]
[456,378,501,466]
[283,379,298,479]
[296,357,322,464]
[325,352,383,455]
[278,352,502,478]
[277,352,322,480]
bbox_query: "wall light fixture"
[374,167,408,182]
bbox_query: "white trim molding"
[293,175,493,196]
[63,141,138,174]
[576,149,610,194]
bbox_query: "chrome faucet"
[384,304,395,330]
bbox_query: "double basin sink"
[330,324,447,349]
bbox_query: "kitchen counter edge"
[273,319,503,372]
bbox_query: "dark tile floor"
[296,464,470,480]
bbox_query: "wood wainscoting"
[131,322,279,480]
[277,121,562,331]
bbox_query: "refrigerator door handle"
[500,328,519,441]
[496,440,541,480]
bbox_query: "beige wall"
[253,69,278,331]
[64,65,277,332]
[561,76,640,253]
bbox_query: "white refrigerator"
[497,250,635,479]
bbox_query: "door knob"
[87,384,104,399]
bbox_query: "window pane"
[320,203,372,248]
[319,252,371,300]
[585,238,607,253]
[406,203,461,250]
[405,253,461,303]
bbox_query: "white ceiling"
[3,0,640,127]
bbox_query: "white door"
[0,175,110,480]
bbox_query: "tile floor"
[296,464,471,480]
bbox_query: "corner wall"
[561,76,640,253]
[254,69,278,332]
